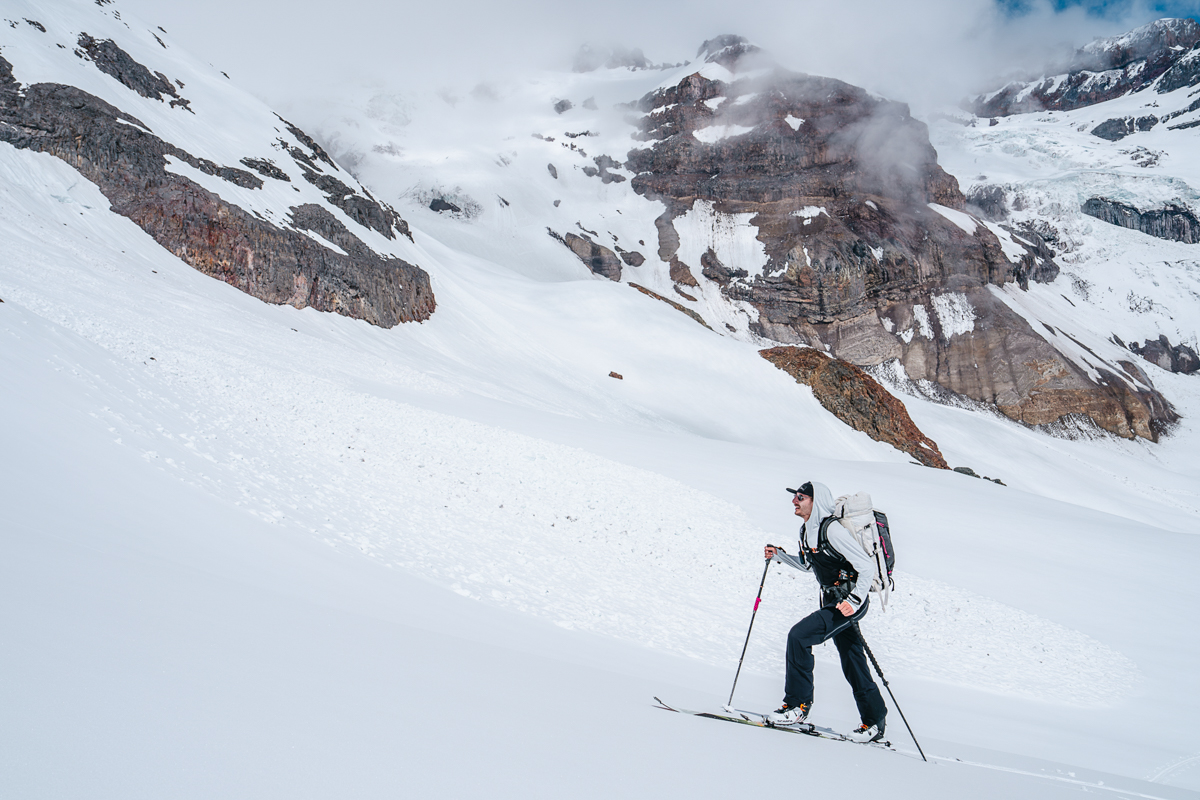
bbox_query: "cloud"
[116,0,1192,113]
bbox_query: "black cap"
[786,481,813,498]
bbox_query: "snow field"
[3,4,1200,793]
[1,142,1139,708]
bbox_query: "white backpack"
[833,492,895,611]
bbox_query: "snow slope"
[2,2,1200,797]
[6,135,1199,800]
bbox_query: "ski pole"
[855,622,927,762]
[726,555,772,709]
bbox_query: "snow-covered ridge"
[973,17,1200,118]
[1078,17,1200,64]
[0,0,432,328]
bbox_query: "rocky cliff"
[1082,197,1200,244]
[1127,335,1200,374]
[619,37,1173,440]
[0,22,433,328]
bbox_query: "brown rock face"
[628,283,710,329]
[884,288,1177,440]
[619,40,1174,440]
[760,346,948,469]
[556,232,622,281]
[0,52,434,328]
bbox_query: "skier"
[763,481,888,743]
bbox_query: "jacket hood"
[801,481,837,545]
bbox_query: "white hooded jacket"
[772,481,878,612]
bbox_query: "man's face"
[792,493,813,521]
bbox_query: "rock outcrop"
[1091,116,1159,141]
[974,18,1200,117]
[629,283,710,329]
[620,38,1171,440]
[0,46,433,328]
[1128,335,1200,373]
[760,346,948,468]
[1083,197,1200,243]
[76,32,190,109]
[550,230,622,280]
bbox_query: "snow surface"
[792,205,828,225]
[675,199,770,281]
[692,123,757,143]
[929,202,980,234]
[930,292,976,339]
[3,3,1200,797]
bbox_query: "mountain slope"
[4,132,1199,798]
[0,0,432,325]
[292,33,1176,440]
[975,18,1200,117]
[2,3,1200,797]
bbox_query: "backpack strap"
[816,516,835,550]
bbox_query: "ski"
[653,697,895,751]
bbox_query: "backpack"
[833,492,896,610]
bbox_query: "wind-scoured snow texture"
[0,0,432,327]
[864,574,1140,705]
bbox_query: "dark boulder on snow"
[1129,335,1200,373]
[240,157,291,182]
[760,346,949,469]
[616,247,645,267]
[429,197,462,214]
[1082,197,1200,243]
[1091,116,1159,141]
[584,154,626,184]
[547,229,622,281]
[0,55,434,328]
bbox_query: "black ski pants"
[783,600,887,728]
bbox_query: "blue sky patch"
[997,0,1199,20]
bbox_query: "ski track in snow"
[0,142,1140,708]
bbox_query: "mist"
[118,0,1191,115]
